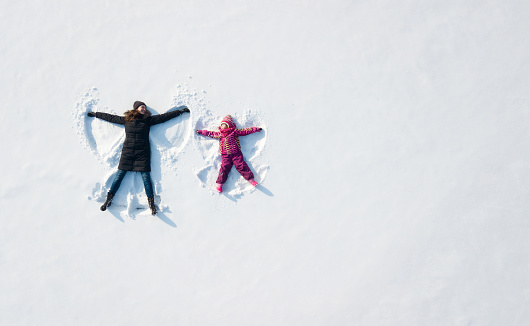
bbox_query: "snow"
[1,0,530,325]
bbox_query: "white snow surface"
[2,0,530,325]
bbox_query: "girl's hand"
[258,128,263,131]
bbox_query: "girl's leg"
[232,153,254,181]
[109,169,127,194]
[140,172,154,198]
[216,155,234,184]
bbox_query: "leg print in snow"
[73,87,193,218]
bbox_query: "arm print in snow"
[235,127,261,136]
[95,112,126,125]
[196,130,223,139]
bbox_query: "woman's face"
[137,105,147,115]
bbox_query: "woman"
[87,101,189,215]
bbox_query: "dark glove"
[87,112,96,117]
[195,130,200,134]
[258,128,263,131]
[180,107,190,113]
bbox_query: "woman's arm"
[150,107,189,125]
[235,127,262,136]
[90,112,126,125]
[196,130,222,139]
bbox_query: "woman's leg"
[109,169,127,194]
[141,172,157,215]
[216,154,234,184]
[140,172,154,198]
[101,169,126,211]
[232,153,254,181]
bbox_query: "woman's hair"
[124,108,151,122]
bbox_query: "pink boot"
[216,183,223,193]
[249,179,258,187]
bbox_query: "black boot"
[148,197,157,215]
[100,192,114,211]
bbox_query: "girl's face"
[220,123,228,129]
[136,105,147,115]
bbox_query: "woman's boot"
[100,192,114,211]
[148,197,157,215]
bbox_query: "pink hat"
[221,115,236,129]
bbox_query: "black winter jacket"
[95,109,184,172]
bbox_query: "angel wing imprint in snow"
[166,82,269,199]
[193,108,269,200]
[73,87,192,218]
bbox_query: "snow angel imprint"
[87,101,190,215]
[196,115,262,193]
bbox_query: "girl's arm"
[150,107,189,125]
[94,112,126,125]
[235,127,262,136]
[196,130,222,139]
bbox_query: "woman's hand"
[87,112,95,117]
[180,107,190,113]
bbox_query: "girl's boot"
[148,197,157,215]
[100,192,114,211]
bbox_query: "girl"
[196,115,262,193]
[87,101,190,215]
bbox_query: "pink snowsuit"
[196,115,261,184]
